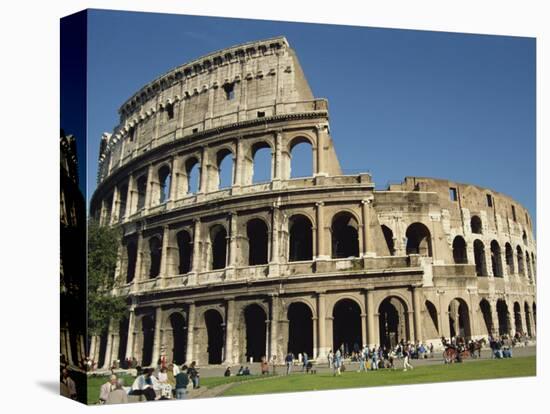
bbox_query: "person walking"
[302,352,309,372]
[327,349,334,368]
[403,349,414,371]
[333,349,342,376]
[285,352,294,375]
[358,346,367,372]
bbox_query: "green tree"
[88,219,128,336]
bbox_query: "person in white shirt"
[99,375,117,404]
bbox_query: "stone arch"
[288,136,314,178]
[215,147,234,190]
[525,250,532,281]
[490,240,503,277]
[176,230,192,274]
[168,311,187,365]
[204,309,224,364]
[405,222,432,256]
[210,224,227,270]
[479,299,493,336]
[516,246,525,276]
[471,215,482,234]
[522,230,528,245]
[240,303,268,362]
[148,236,162,278]
[246,218,269,265]
[250,141,273,184]
[378,296,410,348]
[513,302,523,334]
[423,300,439,339]
[452,235,467,264]
[331,211,360,258]
[157,164,171,204]
[332,298,362,355]
[448,298,471,339]
[505,243,514,275]
[287,301,313,358]
[381,225,395,256]
[136,175,147,210]
[288,214,313,261]
[474,239,487,276]
[496,299,511,336]
[184,156,200,194]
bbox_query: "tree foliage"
[88,219,128,336]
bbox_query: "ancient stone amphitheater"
[90,36,536,369]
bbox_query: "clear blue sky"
[86,9,536,228]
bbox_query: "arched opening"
[424,300,439,339]
[252,142,272,184]
[140,315,155,366]
[170,313,187,365]
[118,183,128,219]
[176,230,192,274]
[333,299,362,354]
[474,239,487,276]
[210,225,227,270]
[247,218,269,265]
[158,165,171,204]
[97,329,108,369]
[126,241,137,283]
[471,215,482,234]
[505,243,514,275]
[531,253,536,280]
[533,303,537,329]
[479,299,493,336]
[513,302,523,334]
[525,250,532,281]
[524,303,532,336]
[496,300,510,336]
[331,213,359,258]
[405,222,432,256]
[204,310,224,364]
[516,246,525,276]
[452,236,467,264]
[448,298,471,339]
[117,317,129,363]
[289,139,313,178]
[522,230,528,245]
[185,158,200,194]
[136,175,147,210]
[289,215,313,261]
[148,237,162,278]
[379,297,409,348]
[490,240,503,277]
[287,302,313,358]
[244,304,267,362]
[216,149,234,189]
[381,225,395,256]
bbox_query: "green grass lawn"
[223,356,536,397]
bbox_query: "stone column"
[168,156,178,205]
[269,206,280,275]
[223,298,235,364]
[233,138,243,188]
[360,313,367,347]
[227,213,238,277]
[102,325,114,369]
[315,202,328,259]
[191,219,202,280]
[185,303,196,363]
[273,130,283,182]
[159,226,170,280]
[199,147,210,194]
[366,290,376,347]
[315,124,327,176]
[269,294,279,360]
[412,287,423,342]
[126,175,135,218]
[361,198,374,257]
[151,307,163,366]
[144,164,154,211]
[110,186,120,224]
[407,311,416,342]
[506,301,516,337]
[519,305,528,336]
[489,299,499,336]
[312,316,318,359]
[125,306,136,360]
[132,232,144,290]
[316,293,328,358]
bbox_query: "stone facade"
[90,37,536,369]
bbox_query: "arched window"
[289,215,313,261]
[210,225,227,270]
[474,239,487,276]
[136,175,147,210]
[490,240,503,277]
[158,165,171,204]
[216,149,233,189]
[405,223,432,256]
[118,183,128,219]
[452,236,467,264]
[381,225,395,256]
[505,243,514,275]
[331,212,359,258]
[176,230,192,274]
[126,241,137,283]
[289,138,313,178]
[525,250,532,280]
[148,237,162,278]
[252,142,272,184]
[522,231,528,245]
[470,215,482,234]
[185,158,200,194]
[247,218,269,265]
[516,246,525,276]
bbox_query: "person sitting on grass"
[130,368,158,401]
[106,379,128,405]
[243,366,251,375]
[237,366,244,376]
[224,366,231,377]
[99,374,117,404]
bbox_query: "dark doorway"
[141,315,155,366]
[513,302,522,334]
[244,304,267,362]
[381,225,395,255]
[331,213,359,258]
[204,310,223,364]
[170,313,187,365]
[452,236,467,264]
[479,299,493,335]
[118,317,129,362]
[448,298,471,339]
[287,302,313,357]
[177,230,192,274]
[210,225,227,270]
[247,219,269,265]
[332,299,362,354]
[289,215,313,261]
[496,300,510,336]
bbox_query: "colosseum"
[89,36,536,369]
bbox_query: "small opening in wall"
[223,82,235,100]
[166,103,174,120]
[486,194,493,207]
[128,126,135,142]
[192,128,198,134]
[512,205,517,222]
[449,187,458,202]
[257,111,265,118]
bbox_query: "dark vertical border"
[60,9,88,405]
